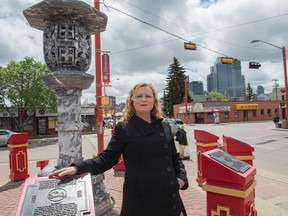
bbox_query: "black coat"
[74,115,189,216]
[175,128,188,145]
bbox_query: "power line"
[102,0,227,56]
[120,0,288,39]
[102,0,288,60]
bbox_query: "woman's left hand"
[177,178,185,189]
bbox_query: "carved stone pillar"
[23,1,113,215]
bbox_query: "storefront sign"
[81,107,95,116]
[179,104,230,113]
[235,104,259,110]
[0,107,18,117]
[35,110,57,117]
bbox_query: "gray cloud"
[1,0,288,103]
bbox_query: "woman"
[49,82,189,216]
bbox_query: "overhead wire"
[102,0,288,62]
[102,0,228,57]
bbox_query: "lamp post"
[251,40,288,119]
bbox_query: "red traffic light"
[249,62,261,69]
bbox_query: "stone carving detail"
[43,23,91,73]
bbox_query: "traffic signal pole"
[94,0,104,153]
[251,40,288,119]
[282,46,288,119]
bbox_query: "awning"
[235,104,259,110]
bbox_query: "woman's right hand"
[48,166,77,178]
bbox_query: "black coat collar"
[130,115,163,136]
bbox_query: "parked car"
[163,118,179,135]
[0,129,16,147]
[174,118,183,125]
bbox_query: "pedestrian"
[49,82,189,216]
[273,115,280,128]
[175,124,189,160]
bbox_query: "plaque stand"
[16,173,95,216]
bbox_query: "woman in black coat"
[49,82,189,216]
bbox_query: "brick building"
[174,100,285,124]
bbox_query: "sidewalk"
[1,159,288,215]
[0,160,206,216]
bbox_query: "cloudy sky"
[1,0,288,104]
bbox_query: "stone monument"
[23,1,113,215]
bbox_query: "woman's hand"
[48,166,77,178]
[177,178,185,189]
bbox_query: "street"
[1,120,288,182]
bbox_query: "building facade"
[0,107,97,137]
[189,81,204,95]
[207,58,245,99]
[174,100,285,124]
[257,85,264,95]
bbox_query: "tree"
[245,83,256,101]
[0,57,57,132]
[163,57,192,117]
[208,91,233,101]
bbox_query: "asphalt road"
[0,120,288,183]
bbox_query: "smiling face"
[132,86,155,116]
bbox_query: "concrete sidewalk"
[1,159,288,215]
[0,160,206,216]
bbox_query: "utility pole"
[272,78,279,100]
[94,0,104,154]
[184,78,188,124]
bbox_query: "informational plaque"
[16,173,95,216]
[209,150,250,173]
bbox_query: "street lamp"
[250,39,288,119]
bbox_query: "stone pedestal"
[56,88,84,168]
[91,174,113,215]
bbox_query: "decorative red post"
[112,129,126,171]
[94,0,104,154]
[223,135,255,165]
[113,155,126,171]
[184,78,189,124]
[8,133,30,181]
[194,130,219,186]
[202,149,257,216]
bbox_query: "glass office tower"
[207,57,244,98]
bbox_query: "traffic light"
[221,57,234,64]
[184,42,197,50]
[249,62,261,69]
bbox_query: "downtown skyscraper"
[207,57,245,99]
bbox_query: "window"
[24,119,34,130]
[207,112,214,119]
[252,110,257,117]
[267,109,271,116]
[260,109,265,116]
[275,109,279,115]
[234,111,239,118]
[224,111,229,119]
[48,117,58,129]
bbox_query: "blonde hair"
[123,82,163,120]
